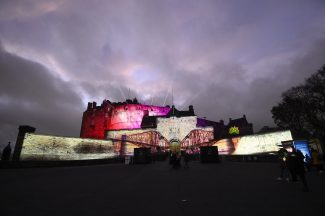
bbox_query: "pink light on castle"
[80,99,170,139]
[109,104,170,130]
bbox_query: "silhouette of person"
[173,152,181,169]
[311,148,324,173]
[294,149,309,192]
[1,142,11,161]
[287,148,309,191]
[170,152,175,165]
[277,148,289,181]
[304,154,312,171]
[286,148,297,182]
[184,149,190,169]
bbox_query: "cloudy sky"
[1,0,325,150]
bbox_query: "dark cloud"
[0,44,83,150]
[190,37,325,131]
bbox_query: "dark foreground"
[1,161,325,216]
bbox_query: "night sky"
[1,0,325,150]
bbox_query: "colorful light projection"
[108,104,170,130]
[180,129,214,148]
[293,140,311,162]
[106,129,153,155]
[127,131,169,148]
[106,129,154,141]
[80,102,171,140]
[156,116,199,142]
[213,130,293,155]
[106,116,215,154]
[20,133,117,160]
[229,126,240,135]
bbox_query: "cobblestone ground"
[1,161,325,216]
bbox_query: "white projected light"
[213,130,293,155]
[157,116,197,141]
[20,133,117,160]
[233,130,292,154]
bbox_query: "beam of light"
[163,91,169,106]
[172,86,174,106]
[118,85,126,102]
[2,43,71,81]
[163,77,174,106]
[150,96,154,105]
[179,88,205,111]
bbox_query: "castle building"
[80,99,254,141]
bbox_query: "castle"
[80,98,254,141]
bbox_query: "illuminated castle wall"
[80,99,170,139]
[106,115,215,155]
[80,99,257,153]
[80,99,254,141]
[79,99,217,155]
[157,116,199,141]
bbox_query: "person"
[286,147,297,182]
[287,148,309,192]
[184,149,190,169]
[277,148,289,181]
[173,152,181,169]
[304,154,312,172]
[294,149,309,192]
[1,142,11,161]
[311,148,324,173]
[169,152,175,165]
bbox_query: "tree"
[271,66,325,141]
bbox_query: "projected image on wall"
[108,104,170,130]
[105,115,214,154]
[212,130,293,155]
[293,140,311,162]
[21,133,117,160]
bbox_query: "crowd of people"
[277,146,324,192]
[169,149,192,169]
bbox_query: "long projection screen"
[213,130,293,155]
[20,133,118,160]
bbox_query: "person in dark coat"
[295,149,309,192]
[304,154,312,171]
[286,148,297,182]
[184,149,190,169]
[170,152,175,165]
[287,147,309,192]
[277,148,289,181]
[311,148,324,173]
[174,152,181,168]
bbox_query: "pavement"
[1,160,325,216]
